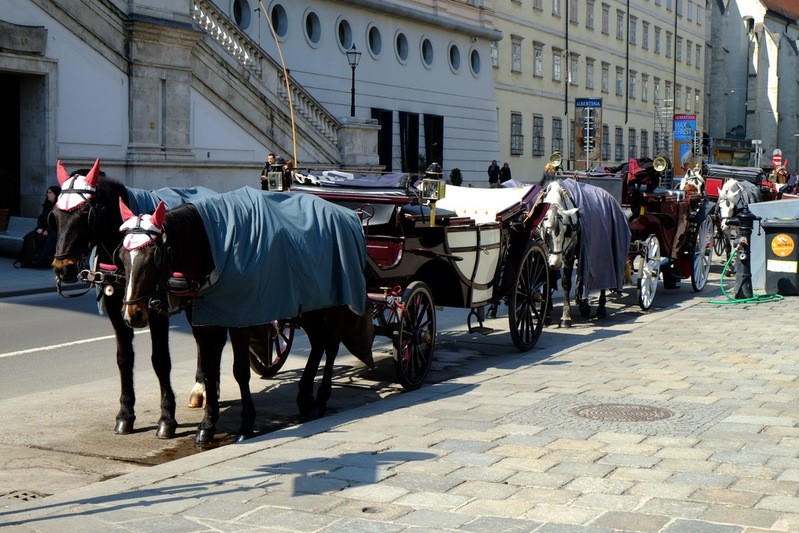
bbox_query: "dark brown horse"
[49,159,209,438]
[117,195,374,444]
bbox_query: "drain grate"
[571,403,674,422]
[1,490,49,501]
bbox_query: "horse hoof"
[195,428,215,445]
[156,420,177,439]
[115,420,134,435]
[560,320,572,328]
[235,432,254,444]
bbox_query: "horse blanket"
[189,187,366,327]
[127,186,218,213]
[560,178,631,299]
[729,180,762,207]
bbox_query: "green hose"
[707,247,784,304]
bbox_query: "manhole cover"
[1,490,48,501]
[571,403,674,422]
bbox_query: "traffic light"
[702,132,710,155]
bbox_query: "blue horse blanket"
[561,178,631,299]
[127,186,218,213]
[188,187,367,328]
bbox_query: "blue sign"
[576,98,602,108]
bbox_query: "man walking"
[487,160,500,188]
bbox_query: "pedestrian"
[487,159,500,188]
[15,185,61,268]
[499,162,512,184]
[282,159,294,191]
[259,152,276,190]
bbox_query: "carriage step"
[469,326,495,335]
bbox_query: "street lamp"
[345,44,361,117]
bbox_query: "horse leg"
[596,289,607,318]
[185,304,210,409]
[195,325,227,445]
[560,264,573,328]
[105,294,137,434]
[575,266,591,318]
[311,336,341,420]
[230,328,256,443]
[297,319,325,422]
[148,312,177,439]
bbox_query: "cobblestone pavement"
[2,260,799,531]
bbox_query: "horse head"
[539,181,579,269]
[680,167,705,195]
[118,199,168,328]
[717,180,743,231]
[50,158,103,282]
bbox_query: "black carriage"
[250,172,551,390]
[565,157,714,310]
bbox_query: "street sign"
[773,148,782,167]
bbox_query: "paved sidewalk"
[0,256,64,298]
[2,270,799,532]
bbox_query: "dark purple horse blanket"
[560,178,631,299]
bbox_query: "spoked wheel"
[248,321,295,377]
[393,281,435,391]
[508,241,550,351]
[637,235,661,310]
[691,214,714,292]
[712,225,727,257]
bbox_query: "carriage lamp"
[421,178,446,227]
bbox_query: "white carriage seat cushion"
[436,184,534,225]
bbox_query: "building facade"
[492,0,708,181]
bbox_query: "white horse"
[715,179,762,262]
[680,167,705,195]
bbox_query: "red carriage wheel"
[248,321,295,377]
[508,241,550,351]
[637,235,661,310]
[691,214,714,292]
[393,281,436,390]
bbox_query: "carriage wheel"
[393,281,436,391]
[248,321,295,377]
[508,241,550,351]
[637,235,661,310]
[712,225,727,257]
[691,215,714,292]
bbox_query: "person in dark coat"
[31,185,61,267]
[259,152,276,190]
[487,160,500,188]
[499,162,512,184]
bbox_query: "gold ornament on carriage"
[653,155,670,173]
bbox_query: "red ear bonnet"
[57,160,70,185]
[151,201,167,230]
[119,198,136,222]
[84,158,101,187]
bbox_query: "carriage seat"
[436,185,535,225]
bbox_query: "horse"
[680,166,705,195]
[538,178,631,328]
[116,189,374,444]
[715,178,762,261]
[49,159,213,438]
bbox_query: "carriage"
[251,171,552,390]
[553,155,714,311]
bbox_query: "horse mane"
[163,204,214,278]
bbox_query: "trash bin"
[762,218,799,296]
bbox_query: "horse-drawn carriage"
[253,171,552,390]
[545,153,714,312]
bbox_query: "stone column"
[337,117,381,169]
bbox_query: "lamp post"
[345,44,361,117]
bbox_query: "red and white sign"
[773,148,783,167]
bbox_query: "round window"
[470,49,481,76]
[233,0,251,30]
[304,11,321,46]
[338,19,353,50]
[421,37,434,68]
[368,25,382,56]
[395,31,409,64]
[448,43,461,72]
[270,3,288,38]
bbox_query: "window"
[665,81,672,104]
[337,18,352,49]
[697,3,703,24]
[569,0,579,23]
[533,43,544,77]
[491,40,499,68]
[628,128,637,158]
[533,0,543,10]
[655,0,662,5]
[511,112,524,155]
[304,11,321,45]
[586,58,595,89]
[552,117,564,153]
[677,0,683,16]
[686,40,692,65]
[642,22,649,50]
[615,67,624,96]
[602,124,611,161]
[616,10,624,40]
[271,3,288,37]
[448,43,460,72]
[629,71,637,99]
[615,126,624,161]
[553,0,562,17]
[695,90,700,112]
[641,74,648,101]
[666,32,672,58]
[421,37,434,67]
[654,27,661,54]
[569,53,579,85]
[675,84,681,109]
[602,4,609,34]
[641,130,649,158]
[601,62,609,93]
[695,44,701,68]
[470,49,481,75]
[586,0,595,29]
[629,16,637,45]
[685,87,691,111]
[511,36,522,72]
[676,37,682,62]
[533,115,545,156]
[654,77,661,104]
[687,0,693,21]
[667,0,673,11]
[553,49,562,81]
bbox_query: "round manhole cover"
[571,403,674,422]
